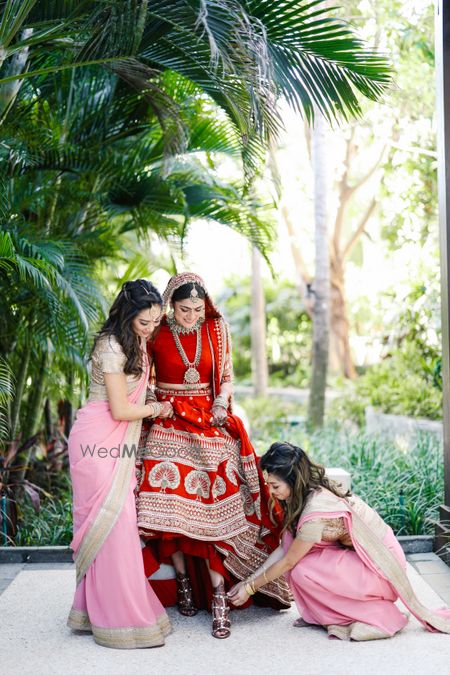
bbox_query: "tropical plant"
[0,0,394,541]
[241,398,444,536]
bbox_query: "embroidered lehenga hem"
[67,609,171,648]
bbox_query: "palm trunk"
[0,29,33,117]
[61,371,74,438]
[9,337,31,440]
[251,247,268,396]
[308,112,330,427]
[15,351,48,483]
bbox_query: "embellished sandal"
[176,572,198,617]
[211,582,231,639]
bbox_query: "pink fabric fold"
[284,504,450,636]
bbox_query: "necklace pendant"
[184,367,200,384]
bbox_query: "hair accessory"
[140,281,151,295]
[262,469,269,482]
[161,272,222,319]
[189,283,202,305]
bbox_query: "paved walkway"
[1,557,450,675]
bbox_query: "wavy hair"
[94,279,162,375]
[260,441,351,535]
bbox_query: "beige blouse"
[296,516,353,547]
[87,335,142,402]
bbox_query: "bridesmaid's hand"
[227,582,249,606]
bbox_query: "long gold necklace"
[168,319,203,384]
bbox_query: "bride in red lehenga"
[136,272,290,638]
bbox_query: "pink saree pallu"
[67,358,171,649]
[284,490,450,641]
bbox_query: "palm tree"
[1,2,391,146]
[0,0,394,478]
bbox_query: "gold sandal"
[211,582,231,639]
[176,572,198,617]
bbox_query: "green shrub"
[240,398,444,536]
[15,490,73,546]
[329,344,443,425]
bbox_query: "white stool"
[325,467,351,493]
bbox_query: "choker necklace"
[167,315,204,335]
[168,317,203,384]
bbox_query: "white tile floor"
[1,564,450,675]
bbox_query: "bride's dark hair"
[260,441,351,535]
[172,282,206,303]
[94,279,162,375]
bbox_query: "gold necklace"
[168,321,203,384]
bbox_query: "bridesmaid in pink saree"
[229,442,450,641]
[67,280,173,648]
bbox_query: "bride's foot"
[211,582,231,639]
[176,572,198,617]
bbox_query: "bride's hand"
[158,402,174,419]
[211,404,227,426]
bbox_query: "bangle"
[244,582,255,596]
[213,394,228,409]
[150,402,163,417]
[263,569,270,585]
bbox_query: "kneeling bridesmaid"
[229,441,450,641]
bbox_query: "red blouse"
[150,322,213,384]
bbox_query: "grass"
[239,396,444,536]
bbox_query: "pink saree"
[283,489,450,641]
[67,338,171,648]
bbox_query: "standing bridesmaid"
[67,279,173,649]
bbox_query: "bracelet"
[263,569,270,585]
[150,402,163,417]
[213,394,228,409]
[244,582,255,596]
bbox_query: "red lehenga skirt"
[136,384,291,610]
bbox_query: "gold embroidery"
[148,461,181,492]
[69,612,172,649]
[137,492,250,540]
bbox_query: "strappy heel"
[176,572,198,617]
[211,582,231,639]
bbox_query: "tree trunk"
[44,398,53,440]
[251,246,268,396]
[9,337,32,440]
[63,371,74,438]
[308,113,330,427]
[0,29,33,117]
[329,255,357,378]
[15,351,48,483]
